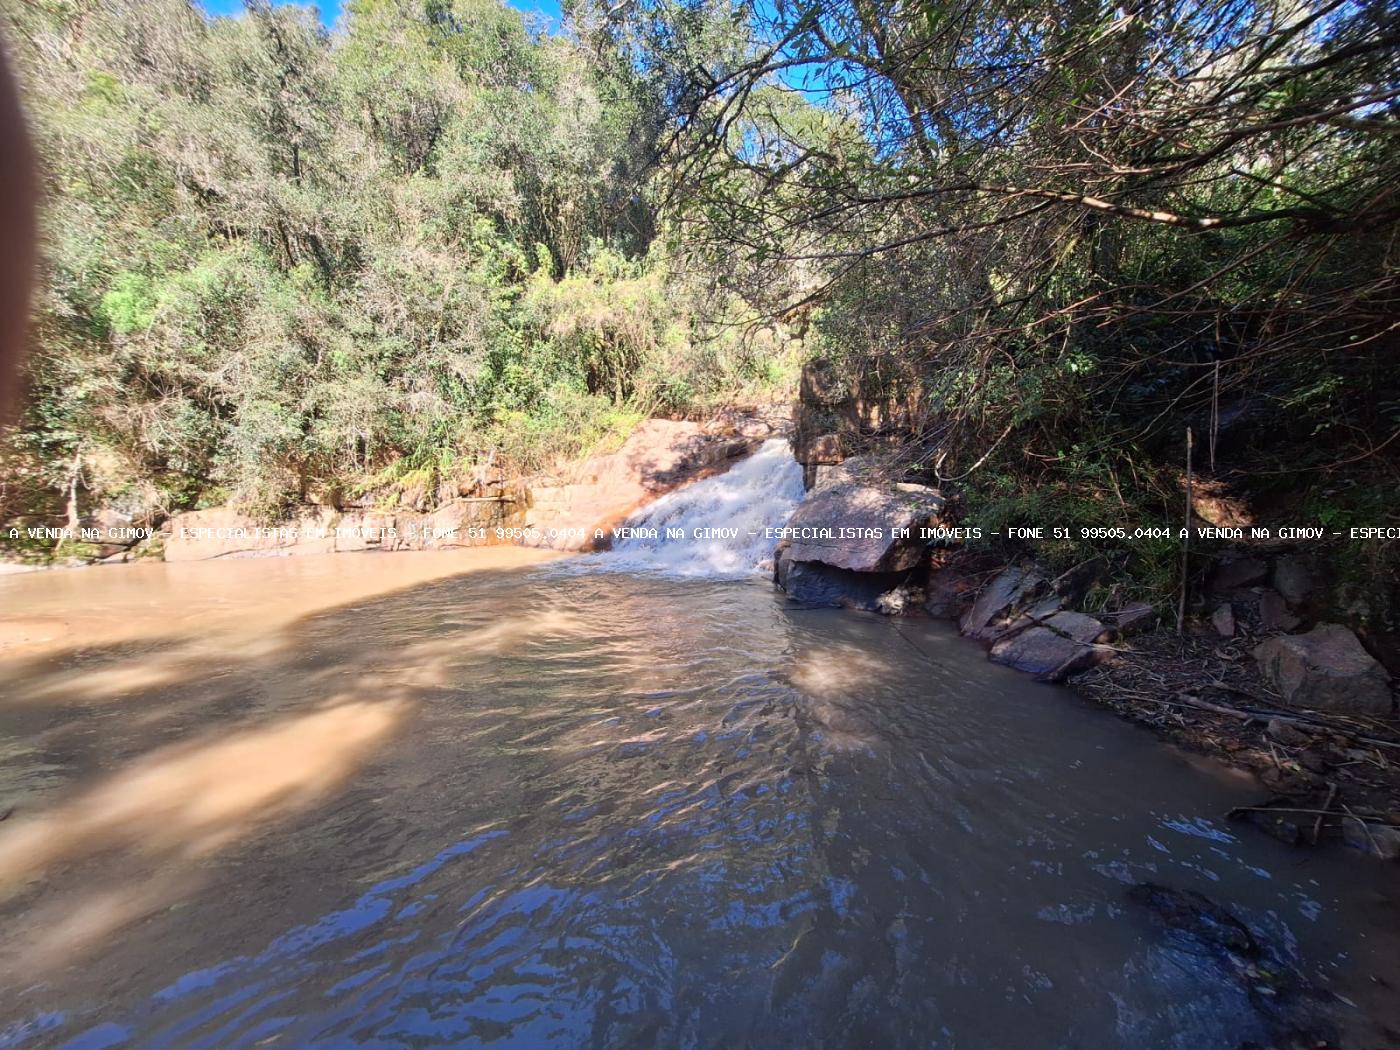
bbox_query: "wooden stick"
[1228,805,1366,820]
[1342,803,1384,855]
[1312,783,1338,844]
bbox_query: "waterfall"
[603,438,805,578]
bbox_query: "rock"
[165,507,339,562]
[1241,810,1304,846]
[1050,559,1107,606]
[778,480,944,574]
[924,564,977,619]
[1191,483,1253,529]
[1272,555,1318,607]
[164,497,523,561]
[1258,588,1301,632]
[1253,624,1393,715]
[1296,748,1330,774]
[1110,601,1157,636]
[798,356,846,405]
[1342,817,1400,860]
[774,550,907,611]
[1211,602,1236,638]
[399,482,429,512]
[960,567,1049,642]
[523,419,757,550]
[1126,883,1260,958]
[1209,556,1268,593]
[809,454,874,493]
[988,611,1110,680]
[876,584,925,616]
[797,433,844,466]
[1265,718,1311,747]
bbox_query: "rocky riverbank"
[769,455,1400,861]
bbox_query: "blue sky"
[199,0,564,31]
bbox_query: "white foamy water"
[602,438,805,577]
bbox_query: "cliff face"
[521,418,766,551]
[790,358,923,489]
[159,411,790,561]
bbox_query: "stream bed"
[0,551,1398,1048]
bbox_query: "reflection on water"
[0,554,1397,1048]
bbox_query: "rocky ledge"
[772,459,944,612]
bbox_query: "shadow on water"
[0,560,1396,1048]
[0,560,568,979]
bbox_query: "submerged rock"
[1127,882,1260,958]
[1253,624,1393,715]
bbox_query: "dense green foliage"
[0,0,792,531]
[2,0,1396,609]
[588,0,1398,598]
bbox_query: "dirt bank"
[1070,628,1400,857]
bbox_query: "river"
[0,467,1397,1047]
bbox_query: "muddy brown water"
[0,550,1397,1048]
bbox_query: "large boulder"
[779,481,944,574]
[773,478,944,610]
[988,611,1111,681]
[1253,624,1393,715]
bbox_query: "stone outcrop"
[524,418,763,551]
[950,566,1114,680]
[161,414,778,562]
[1253,623,1393,715]
[959,566,1050,642]
[773,473,944,609]
[789,358,922,489]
